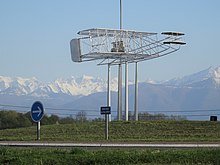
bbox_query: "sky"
[1,0,220,82]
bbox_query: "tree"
[49,115,59,124]
[59,116,75,124]
[0,110,31,129]
[75,111,87,123]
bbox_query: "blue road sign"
[31,101,44,122]
[100,106,111,115]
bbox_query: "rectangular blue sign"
[100,106,111,115]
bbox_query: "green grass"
[1,121,220,164]
[1,120,220,142]
[0,147,220,164]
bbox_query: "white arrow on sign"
[32,106,43,117]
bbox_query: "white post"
[117,0,123,121]
[118,63,122,120]
[105,114,108,140]
[37,121,40,140]
[125,61,128,121]
[134,62,138,121]
[107,64,111,121]
[120,0,122,30]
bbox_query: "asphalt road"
[0,142,220,148]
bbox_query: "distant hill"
[1,66,220,120]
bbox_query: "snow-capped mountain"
[48,75,119,96]
[0,75,119,97]
[1,66,220,97]
[0,76,42,95]
[162,66,220,88]
[1,66,220,120]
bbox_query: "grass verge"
[0,147,220,165]
[0,120,220,142]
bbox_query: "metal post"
[134,62,138,121]
[117,0,123,121]
[37,121,40,140]
[106,64,110,140]
[125,61,128,121]
[117,63,122,120]
[107,64,111,122]
[120,0,122,30]
[105,114,108,140]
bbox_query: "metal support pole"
[120,0,122,30]
[117,63,122,120]
[134,62,138,121]
[105,114,108,140]
[117,0,123,121]
[107,64,111,122]
[125,62,128,121]
[37,121,40,140]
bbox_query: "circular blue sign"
[31,101,44,122]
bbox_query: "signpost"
[31,101,44,140]
[101,106,111,115]
[100,106,111,140]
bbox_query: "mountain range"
[1,66,220,120]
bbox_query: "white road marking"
[0,142,220,148]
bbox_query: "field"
[1,120,220,164]
[0,120,220,142]
[0,147,220,164]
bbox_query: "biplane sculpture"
[70,1,185,121]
